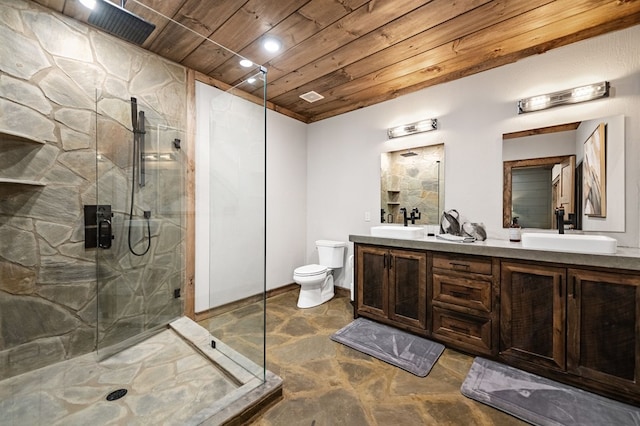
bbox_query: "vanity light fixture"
[517,81,610,114]
[387,118,438,139]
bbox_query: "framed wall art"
[583,122,606,217]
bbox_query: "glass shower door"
[95,95,185,356]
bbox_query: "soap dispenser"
[509,217,521,242]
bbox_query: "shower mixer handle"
[97,205,114,249]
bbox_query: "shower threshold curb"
[170,317,282,425]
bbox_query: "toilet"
[293,240,346,308]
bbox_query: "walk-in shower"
[96,95,183,357]
[1,0,273,423]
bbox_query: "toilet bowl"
[293,240,346,308]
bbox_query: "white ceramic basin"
[521,233,617,254]
[370,225,423,239]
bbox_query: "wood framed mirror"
[503,155,576,229]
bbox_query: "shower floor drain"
[106,388,128,401]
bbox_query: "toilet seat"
[294,264,328,277]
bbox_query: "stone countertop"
[349,234,640,272]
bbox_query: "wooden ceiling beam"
[295,0,640,118]
[145,0,248,62]
[179,0,307,74]
[258,0,433,87]
[210,0,371,88]
[263,0,496,101]
[305,7,640,121]
[127,0,187,48]
[267,0,553,106]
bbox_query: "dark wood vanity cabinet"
[353,240,640,404]
[567,268,640,396]
[355,244,427,335]
[431,253,498,356]
[501,260,640,402]
[500,261,566,371]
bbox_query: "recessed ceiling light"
[248,77,256,84]
[79,0,96,9]
[263,37,282,53]
[239,59,253,68]
[299,91,324,103]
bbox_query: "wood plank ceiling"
[34,0,640,123]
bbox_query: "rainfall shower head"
[400,150,418,157]
[88,1,156,45]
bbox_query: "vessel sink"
[521,233,617,254]
[370,225,423,239]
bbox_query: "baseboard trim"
[335,286,350,298]
[194,283,351,322]
[194,283,299,322]
[266,283,298,298]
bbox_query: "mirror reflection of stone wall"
[381,144,444,225]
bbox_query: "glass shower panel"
[95,95,185,356]
[205,72,266,379]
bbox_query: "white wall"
[307,25,640,290]
[266,110,308,290]
[195,83,307,312]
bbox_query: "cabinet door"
[388,249,427,330]
[356,245,388,319]
[567,269,640,391]
[500,262,566,371]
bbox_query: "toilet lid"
[294,264,327,276]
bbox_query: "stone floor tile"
[248,291,527,426]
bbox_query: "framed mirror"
[503,154,576,229]
[502,115,625,231]
[381,144,444,225]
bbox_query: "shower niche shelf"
[0,178,45,186]
[1,130,47,198]
[0,130,46,145]
[0,178,46,199]
[386,190,400,205]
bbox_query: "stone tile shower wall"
[381,144,445,225]
[0,0,187,380]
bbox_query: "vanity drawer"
[432,272,491,312]
[432,253,492,275]
[432,306,492,355]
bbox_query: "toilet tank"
[316,240,346,268]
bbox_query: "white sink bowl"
[521,233,617,254]
[371,225,424,239]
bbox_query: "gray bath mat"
[461,357,640,426]
[330,318,444,377]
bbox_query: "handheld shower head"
[130,97,138,131]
